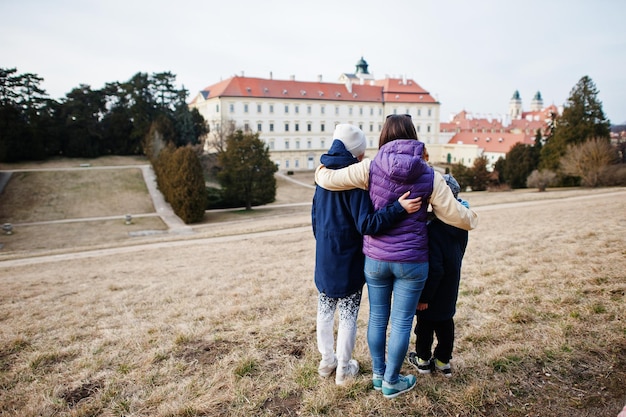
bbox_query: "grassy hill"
[0,157,624,416]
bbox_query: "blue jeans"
[364,256,428,384]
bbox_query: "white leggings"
[316,290,362,366]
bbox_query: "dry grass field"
[0,157,625,417]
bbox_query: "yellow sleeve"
[430,171,478,230]
[314,158,371,191]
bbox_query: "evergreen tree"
[190,107,209,146]
[100,81,135,155]
[168,146,207,223]
[450,163,472,192]
[19,74,50,160]
[540,76,611,173]
[173,96,197,147]
[38,99,64,157]
[0,68,49,161]
[0,103,24,162]
[151,71,179,112]
[0,68,22,107]
[533,128,543,151]
[217,130,277,210]
[503,143,539,189]
[59,85,105,157]
[470,156,490,191]
[100,105,134,155]
[123,73,157,153]
[493,157,506,185]
[0,68,208,161]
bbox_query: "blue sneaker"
[372,373,383,391]
[381,374,417,399]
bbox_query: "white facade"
[189,74,440,171]
[427,143,480,168]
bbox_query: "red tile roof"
[192,76,382,103]
[508,118,546,134]
[449,131,535,153]
[440,106,557,139]
[191,76,437,104]
[441,110,504,131]
[375,78,438,103]
[521,104,559,120]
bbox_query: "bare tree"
[206,117,237,153]
[560,138,618,187]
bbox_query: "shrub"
[560,138,618,187]
[152,143,206,224]
[598,164,626,186]
[526,169,557,191]
[205,186,224,209]
[216,130,277,210]
[450,163,472,192]
[167,146,207,223]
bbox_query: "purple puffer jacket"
[364,139,434,263]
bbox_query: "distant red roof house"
[451,131,534,152]
[442,104,558,154]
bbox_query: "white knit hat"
[333,124,366,158]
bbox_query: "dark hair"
[379,114,418,148]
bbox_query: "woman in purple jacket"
[315,114,478,398]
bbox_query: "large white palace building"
[189,57,441,170]
[189,57,557,171]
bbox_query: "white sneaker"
[318,355,338,378]
[434,358,452,378]
[335,359,359,385]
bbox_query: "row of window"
[265,137,382,151]
[473,137,505,142]
[267,139,323,150]
[276,156,319,170]
[442,127,536,135]
[220,103,434,118]
[236,121,433,134]
[278,158,303,170]
[264,135,439,150]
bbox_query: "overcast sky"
[2,0,625,124]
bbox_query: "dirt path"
[0,226,311,268]
[2,189,624,268]
[2,158,625,269]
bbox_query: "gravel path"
[2,189,624,268]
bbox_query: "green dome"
[355,56,369,74]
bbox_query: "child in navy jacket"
[407,174,469,377]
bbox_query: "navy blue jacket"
[312,140,406,298]
[417,216,468,321]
